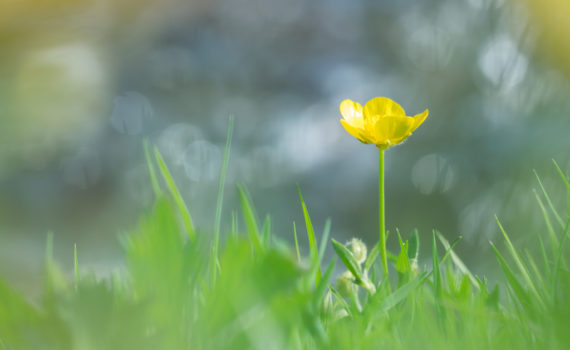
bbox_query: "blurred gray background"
[1,0,570,292]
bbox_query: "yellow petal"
[341,119,371,144]
[410,109,429,133]
[363,97,406,126]
[339,99,364,129]
[372,115,414,147]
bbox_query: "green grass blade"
[297,185,321,284]
[495,216,543,307]
[533,189,559,252]
[262,215,272,244]
[144,139,162,196]
[44,231,56,295]
[331,239,363,285]
[538,235,551,276]
[293,222,301,262]
[364,241,381,274]
[408,229,420,261]
[230,210,238,238]
[524,249,550,301]
[436,232,479,289]
[154,146,195,240]
[213,115,234,265]
[73,243,79,290]
[552,219,570,304]
[439,236,462,266]
[237,183,263,252]
[313,258,336,309]
[553,159,570,192]
[396,240,410,274]
[432,231,442,298]
[318,218,331,266]
[371,271,428,318]
[534,169,564,228]
[553,159,570,220]
[490,241,533,313]
[329,286,352,316]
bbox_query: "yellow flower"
[340,97,428,150]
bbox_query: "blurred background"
[1,0,570,293]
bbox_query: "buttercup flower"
[340,97,428,150]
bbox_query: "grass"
[1,123,570,349]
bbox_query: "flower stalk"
[339,96,428,280]
[379,148,388,276]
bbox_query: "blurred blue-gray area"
[1,0,570,292]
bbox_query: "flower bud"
[336,271,355,297]
[348,238,367,265]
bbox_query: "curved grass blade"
[297,185,321,284]
[432,231,442,298]
[533,189,559,253]
[154,147,195,240]
[313,258,336,309]
[436,232,478,289]
[144,139,162,197]
[318,218,331,266]
[553,159,570,220]
[552,219,570,304]
[262,215,272,244]
[364,241,381,274]
[495,216,543,309]
[237,183,263,252]
[293,222,301,262]
[212,115,234,271]
[553,159,570,192]
[490,241,533,313]
[371,271,428,319]
[534,169,564,228]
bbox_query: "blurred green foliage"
[1,150,569,349]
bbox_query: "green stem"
[379,149,388,276]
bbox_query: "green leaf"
[0,278,44,349]
[486,284,500,309]
[370,272,428,318]
[538,235,550,276]
[396,241,410,274]
[237,184,263,253]
[313,258,337,309]
[331,239,364,286]
[230,210,239,238]
[331,239,362,280]
[154,147,195,240]
[495,216,544,309]
[552,219,570,304]
[318,218,331,266]
[436,232,478,289]
[432,231,442,298]
[328,286,352,316]
[298,185,321,284]
[144,139,162,197]
[553,159,570,220]
[490,241,533,313]
[262,215,272,245]
[408,229,420,261]
[212,115,234,281]
[533,189,559,253]
[293,222,301,262]
[553,159,570,193]
[365,241,381,274]
[534,169,564,228]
